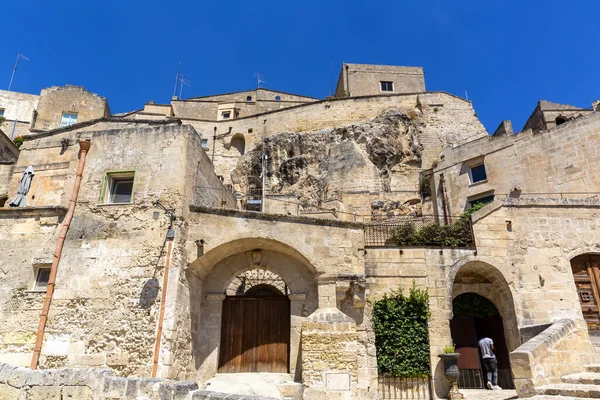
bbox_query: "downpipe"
[30,140,91,369]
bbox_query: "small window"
[221,111,231,119]
[469,163,487,183]
[60,112,78,128]
[0,108,5,117]
[275,96,281,101]
[201,139,209,149]
[555,116,567,126]
[102,172,135,204]
[380,81,394,92]
[469,194,495,209]
[33,266,51,291]
[248,128,253,133]
[246,96,252,101]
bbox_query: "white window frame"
[60,112,78,128]
[32,266,51,291]
[102,171,135,204]
[380,81,394,93]
[468,163,488,184]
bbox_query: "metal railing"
[378,376,432,399]
[364,216,474,247]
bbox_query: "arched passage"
[230,134,245,155]
[450,260,518,390]
[218,268,290,373]
[189,243,318,382]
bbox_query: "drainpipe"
[440,173,451,225]
[152,228,175,378]
[212,126,217,163]
[30,140,91,369]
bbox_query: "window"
[469,163,487,183]
[246,96,252,101]
[469,194,495,209]
[556,116,567,126]
[221,111,231,119]
[201,139,209,149]
[0,108,4,117]
[248,128,253,133]
[33,266,51,291]
[380,81,394,92]
[60,112,78,128]
[102,171,135,204]
[275,96,281,101]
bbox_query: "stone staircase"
[530,364,600,398]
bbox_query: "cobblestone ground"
[461,389,519,400]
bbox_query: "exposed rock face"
[231,109,424,208]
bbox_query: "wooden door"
[218,296,290,373]
[572,255,600,331]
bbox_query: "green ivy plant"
[373,285,431,378]
[390,203,487,247]
[13,136,24,148]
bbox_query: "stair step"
[537,383,600,398]
[588,365,600,373]
[530,396,587,400]
[563,372,600,385]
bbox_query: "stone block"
[7,367,28,388]
[325,373,350,391]
[29,385,62,400]
[62,386,93,399]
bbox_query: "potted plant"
[438,344,463,399]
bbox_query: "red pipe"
[31,140,91,369]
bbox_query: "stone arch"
[189,239,318,382]
[450,260,520,351]
[230,133,245,155]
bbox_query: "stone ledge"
[0,206,68,218]
[189,204,364,229]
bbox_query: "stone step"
[530,396,587,400]
[537,383,600,398]
[588,365,600,373]
[563,372,600,385]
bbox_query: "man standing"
[478,336,501,390]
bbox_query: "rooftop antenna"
[464,91,469,101]
[329,62,334,97]
[8,54,29,91]
[255,73,265,89]
[178,75,191,99]
[173,64,181,98]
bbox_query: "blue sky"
[2,0,598,132]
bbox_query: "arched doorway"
[450,293,514,389]
[449,260,518,390]
[218,268,291,373]
[570,254,600,331]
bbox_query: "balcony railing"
[364,216,474,247]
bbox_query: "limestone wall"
[32,86,109,131]
[0,124,235,378]
[183,92,485,195]
[433,111,600,215]
[0,208,64,367]
[0,90,39,123]
[335,64,426,97]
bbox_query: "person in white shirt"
[478,336,501,390]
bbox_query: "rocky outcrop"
[231,109,424,208]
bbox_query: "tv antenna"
[173,66,191,99]
[8,54,29,91]
[255,73,265,89]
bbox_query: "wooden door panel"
[218,296,289,373]
[571,258,600,332]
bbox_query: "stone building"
[0,63,600,400]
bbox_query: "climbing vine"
[372,285,431,377]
